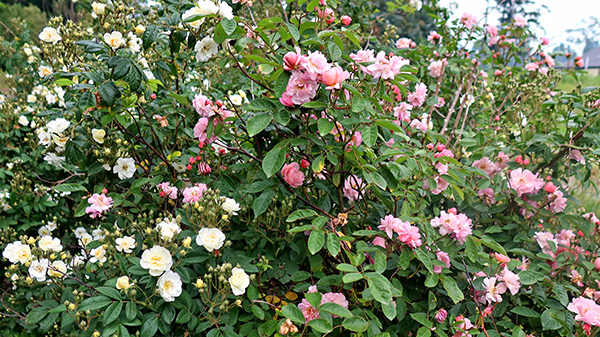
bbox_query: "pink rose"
[281,163,305,188]
[340,15,352,26]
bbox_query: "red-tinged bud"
[436,144,445,151]
[286,153,290,159]
[219,149,226,155]
[538,223,544,228]
[340,15,352,26]
[366,226,372,230]
[578,230,585,237]
[508,71,513,75]
[494,116,500,121]
[151,93,157,99]
[186,164,192,171]
[546,175,552,181]
[501,35,506,39]
[198,142,205,148]
[448,207,457,215]
[188,157,196,164]
[215,100,223,107]
[584,324,591,336]
[493,54,497,58]
[160,191,167,197]
[102,188,108,194]
[594,258,600,271]
[515,155,523,164]
[522,158,530,166]
[566,52,571,58]
[544,182,557,194]
[300,159,310,168]
[196,156,201,161]
[426,143,434,150]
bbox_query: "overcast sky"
[438,0,600,53]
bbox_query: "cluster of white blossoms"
[0,188,11,211]
[156,218,182,242]
[23,43,41,64]
[102,30,142,53]
[37,118,70,160]
[28,84,66,107]
[113,157,136,180]
[181,0,234,29]
[91,1,107,18]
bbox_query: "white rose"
[157,270,182,302]
[2,241,32,264]
[39,27,62,44]
[115,236,136,253]
[196,228,225,252]
[92,2,106,15]
[116,276,132,290]
[140,246,173,276]
[229,267,250,296]
[113,157,136,180]
[104,31,126,50]
[92,129,106,144]
[48,260,68,278]
[38,65,53,78]
[156,220,181,242]
[38,131,51,146]
[74,227,87,238]
[18,115,29,126]
[52,134,69,147]
[218,1,234,20]
[29,259,49,282]
[46,118,70,134]
[79,233,93,246]
[221,197,241,215]
[194,36,218,62]
[38,235,63,252]
[90,246,107,263]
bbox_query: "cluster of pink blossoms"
[395,37,416,49]
[452,315,475,337]
[427,59,447,78]
[298,285,349,323]
[182,183,208,203]
[478,267,520,305]
[471,152,509,178]
[377,215,422,248]
[85,193,113,218]
[423,144,455,195]
[192,94,233,145]
[568,297,600,327]
[533,229,577,258]
[430,208,472,244]
[509,168,545,197]
[157,182,178,199]
[279,48,350,106]
[343,175,365,201]
[460,12,478,29]
[349,49,409,80]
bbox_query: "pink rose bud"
[436,144,445,151]
[186,164,192,171]
[522,158,530,166]
[544,182,557,193]
[426,143,434,150]
[494,116,500,121]
[494,252,511,263]
[515,155,522,164]
[594,258,600,271]
[300,159,310,168]
[196,155,202,161]
[448,207,457,215]
[151,93,157,99]
[435,309,447,323]
[340,15,352,26]
[188,157,196,164]
[102,188,108,194]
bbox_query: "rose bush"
[2,0,600,336]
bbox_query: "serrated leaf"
[79,296,112,312]
[54,183,87,193]
[519,270,546,285]
[286,209,318,222]
[319,302,352,318]
[366,272,392,304]
[343,273,363,283]
[440,275,463,304]
[308,230,325,255]
[261,147,286,178]
[221,18,237,35]
[103,301,123,325]
[317,118,335,136]
[252,189,274,218]
[327,232,341,257]
[281,304,304,325]
[97,286,122,300]
[342,316,368,332]
[308,318,333,333]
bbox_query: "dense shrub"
[2,0,600,336]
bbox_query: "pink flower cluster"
[395,38,416,49]
[433,251,450,274]
[460,13,478,29]
[377,215,422,248]
[430,208,472,244]
[298,286,349,323]
[547,189,567,213]
[509,168,545,197]
[453,315,474,337]
[280,49,350,106]
[568,297,600,327]
[427,59,447,78]
[349,50,409,80]
[343,175,365,201]
[158,182,178,199]
[407,83,428,107]
[281,162,305,188]
[472,152,509,178]
[182,183,208,203]
[85,193,113,218]
[192,94,233,145]
[534,229,577,259]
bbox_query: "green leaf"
[74,199,87,217]
[465,236,478,262]
[552,283,569,307]
[366,272,392,304]
[78,91,96,110]
[382,301,396,321]
[26,307,49,325]
[221,18,237,35]
[142,25,158,49]
[53,183,87,193]
[541,309,563,330]
[510,306,540,318]
[343,273,363,283]
[317,118,335,136]
[308,230,325,255]
[319,302,352,318]
[97,286,122,300]
[281,304,304,325]
[480,236,507,255]
[440,276,464,304]
[247,113,271,137]
[416,326,432,337]
[374,251,386,273]
[362,124,378,148]
[125,301,137,321]
[79,296,112,312]
[286,209,318,222]
[337,263,358,272]
[342,316,368,332]
[261,147,286,178]
[103,301,123,325]
[375,119,403,133]
[519,270,546,285]
[410,313,433,329]
[99,81,119,106]
[285,22,300,41]
[302,101,327,110]
[306,292,322,309]
[308,318,333,333]
[252,189,274,218]
[140,316,158,337]
[251,305,265,320]
[327,232,341,257]
[48,304,66,313]
[414,249,433,273]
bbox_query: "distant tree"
[0,3,47,40]
[495,0,542,27]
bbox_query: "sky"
[438,0,600,54]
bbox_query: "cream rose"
[48,260,67,278]
[157,270,182,302]
[115,236,136,253]
[92,129,106,144]
[116,276,132,290]
[229,267,250,296]
[196,228,225,252]
[90,246,107,263]
[156,219,181,242]
[38,235,63,252]
[2,241,32,264]
[140,246,173,276]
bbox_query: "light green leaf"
[308,230,325,255]
[247,113,271,137]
